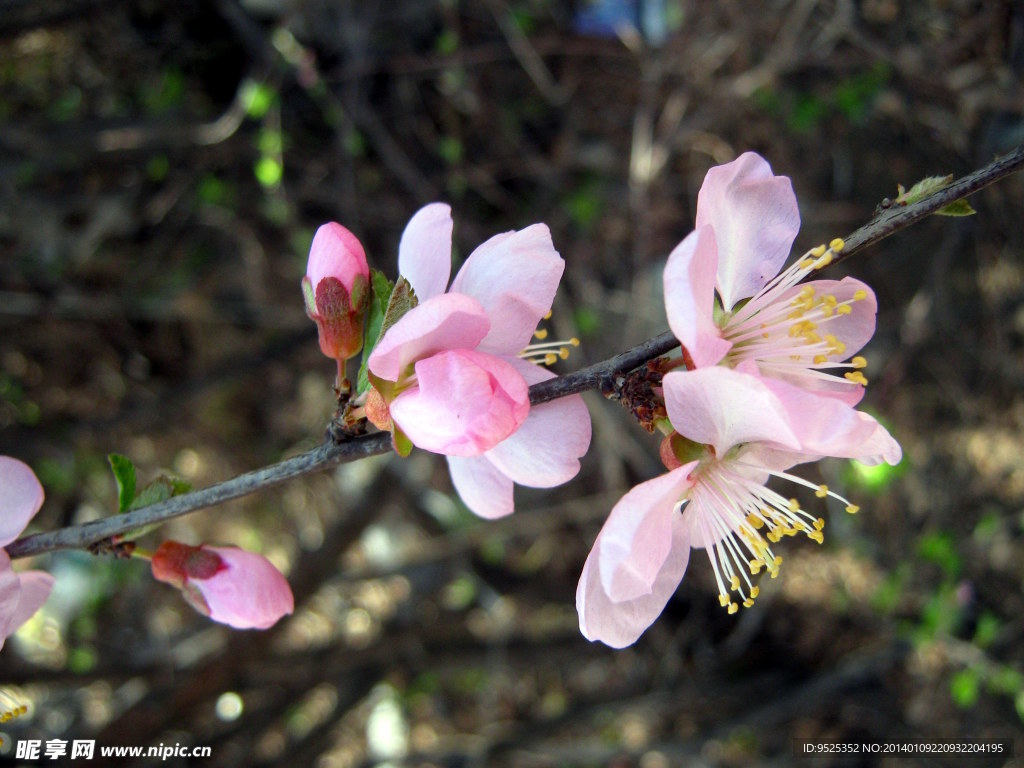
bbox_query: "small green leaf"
[935,199,976,217]
[107,454,137,514]
[393,426,413,458]
[895,175,952,205]
[357,270,396,394]
[130,475,192,511]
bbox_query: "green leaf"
[895,175,952,205]
[130,475,192,511]
[108,454,137,514]
[357,270,396,395]
[935,199,976,217]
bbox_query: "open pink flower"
[151,541,294,630]
[577,366,900,648]
[302,222,371,364]
[1,456,55,652]
[365,203,591,517]
[664,152,876,404]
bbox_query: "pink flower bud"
[303,222,371,362]
[152,541,294,630]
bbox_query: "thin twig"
[830,144,1024,267]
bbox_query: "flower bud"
[151,541,294,630]
[303,222,371,362]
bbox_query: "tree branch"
[9,145,1023,560]
[831,144,1024,267]
[7,332,680,560]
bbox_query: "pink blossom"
[577,366,900,648]
[365,203,591,517]
[664,152,876,404]
[151,541,294,630]
[0,456,55,651]
[302,222,371,363]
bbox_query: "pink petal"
[759,376,902,463]
[449,224,564,355]
[663,226,732,367]
[447,455,514,519]
[195,547,294,630]
[577,503,692,648]
[0,456,44,546]
[0,553,20,642]
[482,358,591,487]
[662,368,802,455]
[399,203,453,302]
[306,222,369,294]
[696,152,800,311]
[389,349,529,456]
[6,570,54,633]
[597,465,697,602]
[368,293,490,382]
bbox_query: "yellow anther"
[544,352,558,365]
[829,238,845,252]
[727,602,739,614]
[813,354,827,364]
[743,598,755,608]
[798,258,816,269]
[809,531,825,544]
[851,356,867,369]
[810,245,827,258]
[837,304,852,315]
[767,530,781,543]
[558,347,570,360]
[816,484,829,498]
[853,290,867,301]
[799,285,815,299]
[746,514,763,529]
[823,295,838,307]
[750,586,760,598]
[787,498,800,512]
[730,575,740,591]
[719,593,730,607]
[569,337,580,347]
[816,251,833,267]
[845,504,859,514]
[814,518,825,531]
[533,328,549,340]
[804,332,822,345]
[750,560,764,574]
[543,310,553,320]
[844,371,868,386]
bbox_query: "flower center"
[720,238,871,389]
[684,452,859,614]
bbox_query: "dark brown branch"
[7,333,681,560]
[831,144,1024,267]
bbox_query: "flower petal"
[577,503,692,648]
[663,226,732,367]
[194,547,294,630]
[482,359,591,487]
[368,293,490,382]
[306,222,369,293]
[6,570,54,635]
[597,465,697,602]
[449,224,564,355]
[758,376,902,464]
[0,456,44,546]
[662,368,803,455]
[399,203,453,302]
[390,350,529,456]
[447,455,514,519]
[696,152,800,311]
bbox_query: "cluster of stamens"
[519,310,581,366]
[686,456,859,614]
[0,689,28,723]
[722,238,871,389]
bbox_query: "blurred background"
[1,1,1023,765]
